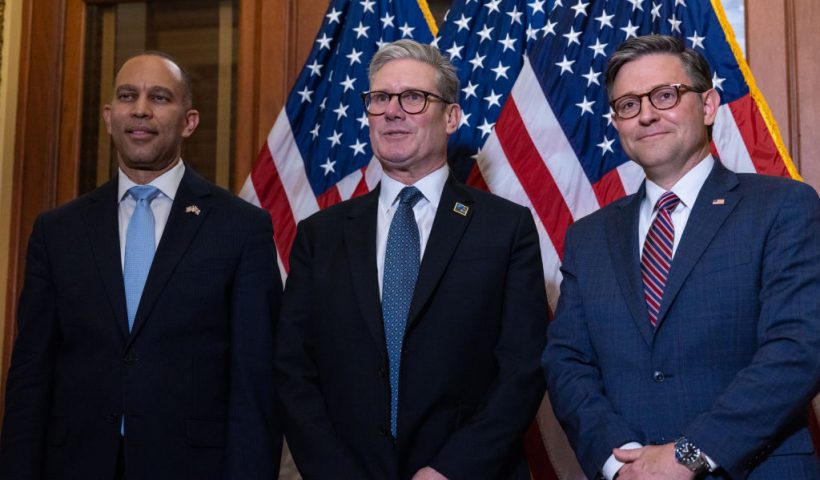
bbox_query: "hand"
[411,466,449,480]
[613,444,695,480]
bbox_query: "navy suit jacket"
[0,167,282,479]
[275,176,549,480]
[543,161,820,479]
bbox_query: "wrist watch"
[674,436,709,474]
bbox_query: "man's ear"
[702,88,720,127]
[445,104,461,135]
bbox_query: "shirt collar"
[378,164,449,212]
[645,155,714,210]
[118,160,186,202]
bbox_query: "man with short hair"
[0,52,282,479]
[543,34,820,480]
[275,39,548,480]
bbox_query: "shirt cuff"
[702,451,719,471]
[601,442,643,480]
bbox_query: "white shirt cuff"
[703,451,719,471]
[601,442,642,480]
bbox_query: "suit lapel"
[406,177,473,330]
[606,184,655,347]
[655,162,739,327]
[85,178,130,339]
[343,188,387,357]
[127,168,210,344]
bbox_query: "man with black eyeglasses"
[275,39,549,480]
[543,35,820,480]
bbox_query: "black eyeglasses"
[361,89,452,115]
[610,83,705,119]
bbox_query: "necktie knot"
[397,186,424,208]
[655,191,680,213]
[129,185,160,204]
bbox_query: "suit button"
[653,371,665,383]
[104,414,117,424]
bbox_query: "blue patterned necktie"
[641,191,680,327]
[123,185,160,332]
[382,186,424,438]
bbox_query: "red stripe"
[351,167,371,198]
[466,163,490,192]
[496,99,574,259]
[525,421,559,480]
[728,95,790,177]
[592,167,627,207]
[250,144,297,272]
[316,185,342,209]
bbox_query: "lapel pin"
[453,202,469,216]
[186,205,201,215]
[712,198,725,205]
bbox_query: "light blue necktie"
[121,185,159,435]
[123,185,160,331]
[382,186,423,438]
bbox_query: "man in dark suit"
[0,52,282,479]
[275,39,548,480]
[543,35,820,480]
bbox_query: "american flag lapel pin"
[453,202,469,216]
[186,205,201,215]
[712,198,725,205]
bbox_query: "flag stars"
[528,0,546,15]
[651,2,662,21]
[327,130,342,147]
[525,25,539,41]
[310,123,321,139]
[320,158,336,175]
[484,89,502,108]
[582,67,601,87]
[399,22,415,38]
[333,104,349,120]
[492,61,510,80]
[307,59,323,77]
[621,20,639,39]
[381,13,395,28]
[353,22,370,39]
[687,31,705,49]
[459,111,472,129]
[454,13,471,31]
[319,98,327,111]
[469,52,486,71]
[316,33,332,50]
[478,119,495,137]
[499,33,517,52]
[675,0,687,6]
[563,27,582,46]
[341,75,356,92]
[595,9,614,29]
[360,0,375,13]
[542,19,558,36]
[712,72,726,91]
[357,112,369,129]
[297,85,313,103]
[346,48,363,65]
[326,8,341,24]
[668,14,682,33]
[556,55,575,75]
[447,42,464,60]
[588,38,607,58]
[462,80,479,99]
[485,0,502,14]
[576,96,595,115]
[571,0,589,18]
[477,25,494,43]
[627,0,644,11]
[349,139,367,156]
[603,109,613,126]
[506,5,524,25]
[597,136,615,154]
[552,0,563,11]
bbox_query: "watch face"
[675,439,701,464]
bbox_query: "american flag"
[240,0,802,478]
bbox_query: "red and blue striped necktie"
[641,191,681,327]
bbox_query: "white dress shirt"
[603,155,718,480]
[376,164,449,297]
[117,160,186,267]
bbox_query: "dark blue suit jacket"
[275,177,548,480]
[543,161,820,479]
[0,167,282,479]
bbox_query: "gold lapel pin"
[186,205,201,215]
[453,202,469,216]
[712,198,725,205]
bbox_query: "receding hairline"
[114,52,194,107]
